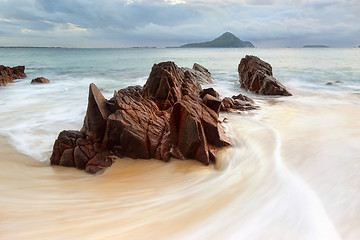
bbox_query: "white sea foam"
[0,48,360,239]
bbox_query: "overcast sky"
[0,0,359,47]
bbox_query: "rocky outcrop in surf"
[221,94,259,112]
[50,61,232,174]
[238,55,292,96]
[31,77,50,84]
[0,65,27,86]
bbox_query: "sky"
[0,0,359,48]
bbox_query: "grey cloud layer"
[0,0,359,47]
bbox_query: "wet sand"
[1,91,359,240]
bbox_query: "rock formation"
[221,94,259,112]
[0,65,27,86]
[50,61,232,174]
[31,77,50,84]
[181,63,213,84]
[238,55,292,96]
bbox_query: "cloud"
[0,0,359,47]
[21,28,35,33]
[0,18,13,22]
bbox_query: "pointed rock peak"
[81,83,112,142]
[181,32,254,48]
[219,32,237,39]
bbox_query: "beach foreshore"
[1,90,359,239]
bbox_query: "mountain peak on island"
[181,32,254,48]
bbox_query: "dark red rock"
[142,62,189,110]
[170,95,231,165]
[200,88,219,99]
[81,83,112,143]
[199,88,222,114]
[51,61,231,174]
[102,85,170,160]
[0,75,13,86]
[0,65,27,86]
[203,94,222,115]
[220,93,259,112]
[50,130,112,173]
[10,66,27,79]
[181,63,213,84]
[31,77,50,84]
[238,55,292,96]
[170,97,209,165]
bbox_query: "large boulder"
[51,61,231,174]
[238,55,291,96]
[0,65,27,86]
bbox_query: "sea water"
[0,47,359,239]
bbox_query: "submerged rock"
[0,65,27,86]
[31,77,50,84]
[50,61,231,174]
[238,55,292,96]
[326,81,343,86]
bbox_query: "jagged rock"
[170,95,230,165]
[142,62,202,110]
[102,85,170,160]
[238,55,292,96]
[51,61,231,174]
[199,88,222,114]
[0,65,27,86]
[221,94,258,112]
[181,63,213,84]
[50,130,112,174]
[81,83,112,142]
[31,77,50,84]
[203,94,222,115]
[200,88,219,99]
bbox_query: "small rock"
[220,93,258,112]
[31,77,50,84]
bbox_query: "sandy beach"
[1,88,359,239]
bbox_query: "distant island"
[181,32,254,48]
[303,45,330,48]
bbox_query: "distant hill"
[181,32,254,48]
[303,45,330,48]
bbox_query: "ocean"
[0,47,359,239]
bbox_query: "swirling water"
[0,48,359,239]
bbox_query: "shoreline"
[1,94,359,239]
